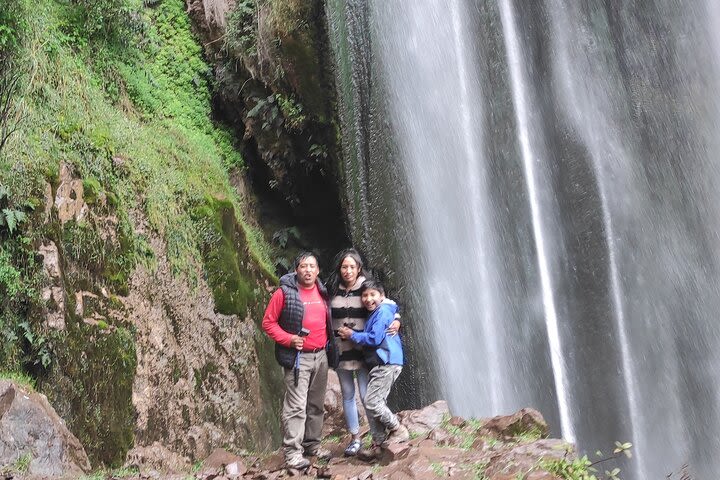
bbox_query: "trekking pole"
[294,327,310,387]
[294,351,300,386]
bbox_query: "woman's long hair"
[325,248,370,297]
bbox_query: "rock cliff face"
[187,0,348,265]
[34,162,281,467]
[125,225,278,459]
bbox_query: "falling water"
[327,0,720,478]
[497,0,575,443]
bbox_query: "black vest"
[274,273,339,369]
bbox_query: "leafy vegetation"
[0,370,36,390]
[0,0,276,467]
[540,442,632,480]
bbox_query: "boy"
[337,280,409,460]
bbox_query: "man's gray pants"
[281,350,328,462]
[364,364,402,444]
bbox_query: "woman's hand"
[386,320,401,335]
[337,326,353,340]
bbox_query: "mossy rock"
[42,320,136,467]
[191,196,255,316]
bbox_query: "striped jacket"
[330,276,368,370]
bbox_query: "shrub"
[72,0,143,46]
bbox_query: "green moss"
[82,177,102,205]
[43,323,136,467]
[0,371,36,390]
[194,361,219,392]
[2,0,281,463]
[192,196,255,315]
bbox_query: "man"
[262,251,339,469]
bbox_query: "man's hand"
[337,326,353,340]
[290,335,305,350]
[387,320,401,335]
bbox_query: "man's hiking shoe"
[285,456,310,470]
[305,446,331,460]
[357,445,383,462]
[385,424,410,444]
[344,439,362,456]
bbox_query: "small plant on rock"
[540,442,632,480]
[0,186,27,235]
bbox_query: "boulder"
[125,442,191,475]
[397,400,450,435]
[481,407,549,439]
[201,448,247,477]
[0,380,90,477]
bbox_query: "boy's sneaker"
[305,446,331,461]
[385,424,410,444]
[357,444,383,462]
[285,455,310,470]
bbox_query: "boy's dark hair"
[360,279,385,295]
[293,251,318,270]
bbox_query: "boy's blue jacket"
[350,300,404,366]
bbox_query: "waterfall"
[497,0,575,443]
[328,0,720,478]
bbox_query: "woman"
[327,248,400,456]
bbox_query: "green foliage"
[275,93,306,131]
[0,247,22,297]
[0,452,32,476]
[540,442,632,480]
[0,0,29,57]
[541,455,598,480]
[192,196,254,315]
[511,424,545,443]
[71,0,143,47]
[78,464,139,479]
[47,324,137,466]
[0,370,36,390]
[1,0,278,464]
[225,0,258,59]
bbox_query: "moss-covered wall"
[1,0,283,467]
[190,0,349,268]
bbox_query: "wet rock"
[397,400,450,435]
[0,380,90,477]
[43,182,53,223]
[480,407,548,439]
[125,442,191,475]
[55,163,88,225]
[39,241,66,330]
[201,448,247,477]
[127,225,275,460]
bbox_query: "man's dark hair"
[360,279,385,296]
[293,251,318,270]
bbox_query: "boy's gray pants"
[364,364,403,444]
[281,350,328,462]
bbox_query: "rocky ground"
[0,372,582,479]
[118,402,570,480]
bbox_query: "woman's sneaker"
[385,424,410,444]
[344,439,362,457]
